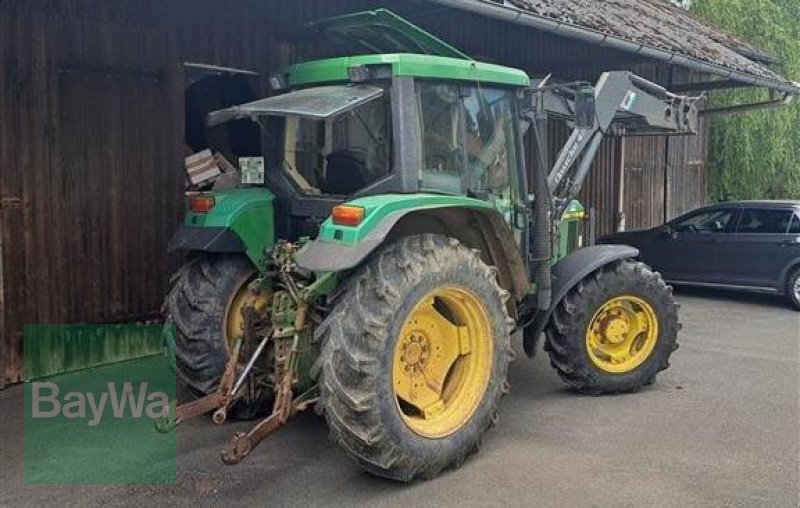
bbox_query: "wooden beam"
[615,137,626,232]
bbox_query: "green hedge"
[691,0,800,201]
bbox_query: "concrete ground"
[2,288,798,507]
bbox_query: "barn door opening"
[183,63,261,167]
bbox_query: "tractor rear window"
[280,89,392,196]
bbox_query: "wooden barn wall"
[0,0,296,384]
[0,0,709,384]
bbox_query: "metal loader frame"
[521,71,699,353]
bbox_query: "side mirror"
[574,86,596,128]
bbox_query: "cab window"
[463,87,519,205]
[279,89,392,196]
[416,82,519,205]
[417,83,464,193]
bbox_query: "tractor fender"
[295,205,529,304]
[295,209,407,272]
[169,188,275,266]
[168,225,247,254]
[523,244,639,356]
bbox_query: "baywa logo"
[24,324,176,484]
[31,381,170,427]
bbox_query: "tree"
[691,0,800,201]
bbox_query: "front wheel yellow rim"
[392,286,493,439]
[586,295,659,374]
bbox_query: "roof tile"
[504,0,789,84]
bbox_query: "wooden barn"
[1,0,797,386]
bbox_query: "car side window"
[673,209,733,234]
[736,209,794,234]
[788,213,800,234]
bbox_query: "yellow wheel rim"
[586,295,659,373]
[223,274,269,353]
[392,285,493,439]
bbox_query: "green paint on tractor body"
[283,53,530,88]
[185,188,275,265]
[317,193,495,246]
[557,200,587,261]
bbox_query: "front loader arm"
[523,71,699,312]
[532,71,700,221]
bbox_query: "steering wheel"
[426,154,451,172]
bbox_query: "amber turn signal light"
[331,205,365,227]
[188,194,215,214]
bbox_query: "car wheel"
[787,269,800,311]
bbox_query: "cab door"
[461,86,526,244]
[415,82,526,244]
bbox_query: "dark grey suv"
[601,201,800,309]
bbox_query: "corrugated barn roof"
[507,0,779,75]
[433,0,799,93]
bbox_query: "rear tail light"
[188,194,215,214]
[331,205,365,227]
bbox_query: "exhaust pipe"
[530,90,552,311]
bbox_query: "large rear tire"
[162,254,271,418]
[315,234,514,481]
[544,259,679,395]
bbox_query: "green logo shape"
[24,324,176,484]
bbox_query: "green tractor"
[162,10,697,481]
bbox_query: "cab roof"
[282,9,530,89]
[283,53,531,88]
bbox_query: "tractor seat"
[321,150,369,196]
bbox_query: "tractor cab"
[202,9,530,242]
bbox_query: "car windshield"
[256,87,392,196]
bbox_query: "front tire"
[315,234,513,481]
[544,259,679,395]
